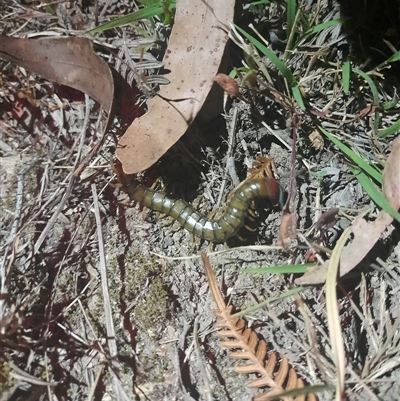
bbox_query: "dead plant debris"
[0,0,399,400]
[116,0,235,175]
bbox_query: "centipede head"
[249,157,284,208]
[112,159,136,187]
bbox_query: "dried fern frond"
[247,156,278,180]
[201,252,318,401]
[227,156,278,204]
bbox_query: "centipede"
[115,157,282,243]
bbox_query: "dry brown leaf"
[296,136,400,285]
[315,207,339,231]
[382,135,400,207]
[0,35,114,112]
[309,130,324,151]
[214,73,241,98]
[278,211,297,249]
[116,0,235,174]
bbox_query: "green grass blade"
[386,50,400,63]
[378,120,400,138]
[304,18,341,35]
[86,4,165,34]
[235,24,296,85]
[287,0,297,41]
[297,19,341,46]
[352,68,380,105]
[292,84,305,110]
[377,50,400,69]
[234,24,305,109]
[319,127,383,183]
[350,167,400,222]
[137,0,159,5]
[342,61,351,92]
[232,286,306,317]
[285,0,299,56]
[383,91,399,110]
[242,263,315,274]
[263,385,335,400]
[250,0,271,4]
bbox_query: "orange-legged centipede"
[121,174,282,243]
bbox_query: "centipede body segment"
[121,174,282,243]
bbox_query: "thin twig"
[216,108,238,208]
[193,316,213,401]
[261,121,291,151]
[91,184,130,401]
[1,158,37,320]
[91,183,116,356]
[150,244,283,260]
[33,94,90,254]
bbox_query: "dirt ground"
[1,1,400,400]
